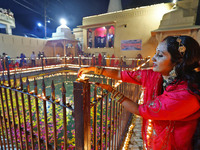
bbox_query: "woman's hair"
[163,36,200,95]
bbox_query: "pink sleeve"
[139,90,200,120]
[121,70,142,85]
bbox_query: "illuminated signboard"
[121,39,142,51]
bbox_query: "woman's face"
[152,41,174,76]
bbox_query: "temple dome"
[56,24,71,33]
[51,24,75,40]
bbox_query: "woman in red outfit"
[78,36,200,150]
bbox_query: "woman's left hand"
[95,83,113,92]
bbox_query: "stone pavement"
[128,116,143,150]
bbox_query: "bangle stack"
[111,89,126,104]
[95,66,104,75]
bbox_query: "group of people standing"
[0,53,10,71]
[0,52,27,70]
[83,53,143,68]
[0,51,48,71]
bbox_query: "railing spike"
[94,84,97,102]
[20,75,23,89]
[26,77,29,83]
[13,74,16,88]
[26,77,30,92]
[51,80,55,101]
[34,78,38,95]
[51,80,55,91]
[34,78,37,87]
[2,72,5,83]
[42,78,45,90]
[61,82,66,94]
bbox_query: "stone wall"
[0,33,47,57]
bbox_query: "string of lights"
[120,58,150,150]
[121,116,136,150]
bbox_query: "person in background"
[98,53,102,66]
[2,53,6,70]
[88,53,92,66]
[78,36,200,150]
[42,52,47,66]
[2,53,11,70]
[106,54,110,67]
[56,53,60,64]
[38,51,41,59]
[122,56,127,68]
[30,51,36,67]
[0,55,2,71]
[102,54,106,66]
[110,54,115,67]
[15,56,20,68]
[136,53,143,66]
[20,53,26,67]
[91,54,96,66]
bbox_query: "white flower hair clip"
[176,37,186,56]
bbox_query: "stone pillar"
[91,28,95,48]
[6,24,12,35]
[72,42,76,56]
[53,43,56,57]
[106,26,110,48]
[62,40,66,56]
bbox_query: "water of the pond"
[14,72,109,148]
[20,72,109,105]
[4,72,112,148]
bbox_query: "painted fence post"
[41,55,44,70]
[78,55,81,67]
[73,79,91,150]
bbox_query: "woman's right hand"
[77,67,94,77]
[95,83,113,92]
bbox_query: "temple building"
[77,2,173,58]
[0,0,200,59]
[0,12,77,57]
[152,0,200,43]
[44,23,78,57]
[0,8,15,35]
[75,0,200,59]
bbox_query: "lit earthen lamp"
[76,74,89,83]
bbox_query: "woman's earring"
[169,66,176,77]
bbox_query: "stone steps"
[128,116,143,150]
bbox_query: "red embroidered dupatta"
[121,69,163,149]
[121,69,200,149]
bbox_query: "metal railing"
[73,77,142,150]
[0,57,149,149]
[0,73,73,150]
[0,56,149,72]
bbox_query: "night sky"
[1,0,171,38]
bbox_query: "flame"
[55,98,61,103]
[113,80,122,88]
[146,119,153,145]
[79,74,85,80]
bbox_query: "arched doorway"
[55,43,64,56]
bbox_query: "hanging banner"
[121,39,142,51]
